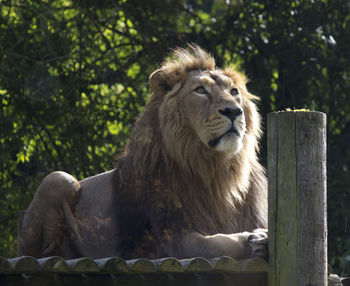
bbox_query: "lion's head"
[145,45,261,170]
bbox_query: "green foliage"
[1,0,349,275]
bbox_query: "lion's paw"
[248,228,268,259]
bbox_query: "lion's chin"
[209,131,243,155]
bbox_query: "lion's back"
[63,170,121,258]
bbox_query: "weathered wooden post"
[268,111,327,286]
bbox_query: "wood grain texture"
[276,112,298,286]
[267,111,327,286]
[267,112,278,286]
[296,112,327,285]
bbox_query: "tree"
[1,0,349,275]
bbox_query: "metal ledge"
[0,256,269,274]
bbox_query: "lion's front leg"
[167,229,268,260]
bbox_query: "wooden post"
[268,111,327,286]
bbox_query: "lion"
[19,45,268,260]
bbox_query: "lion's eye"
[230,88,239,96]
[194,86,207,94]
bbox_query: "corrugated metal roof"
[0,256,343,286]
[0,256,268,273]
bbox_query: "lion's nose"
[219,107,242,122]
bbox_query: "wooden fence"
[0,111,342,285]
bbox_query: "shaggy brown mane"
[116,45,267,242]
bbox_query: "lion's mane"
[115,45,267,258]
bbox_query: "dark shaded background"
[0,0,349,275]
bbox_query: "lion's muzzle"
[208,107,243,148]
[218,107,243,122]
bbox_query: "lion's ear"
[149,69,171,95]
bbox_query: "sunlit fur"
[118,45,267,237]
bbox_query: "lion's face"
[177,70,246,155]
[150,46,259,165]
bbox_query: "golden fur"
[118,45,267,238]
[20,45,267,260]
